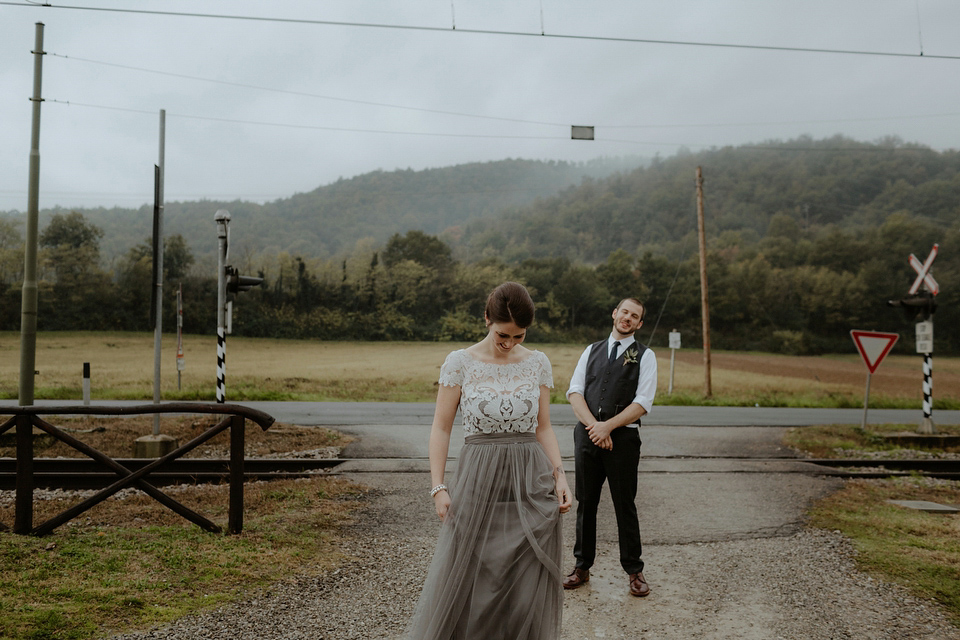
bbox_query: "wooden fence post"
[229,414,245,534]
[14,415,33,534]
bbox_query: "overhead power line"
[47,53,960,134]
[47,53,569,128]
[45,100,959,152]
[47,99,954,154]
[44,99,566,140]
[4,1,960,60]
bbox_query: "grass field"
[1,335,958,636]
[0,475,364,640]
[1,331,958,408]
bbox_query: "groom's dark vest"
[583,339,648,424]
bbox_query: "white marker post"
[82,362,90,406]
[668,330,681,394]
[850,330,900,429]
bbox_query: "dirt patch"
[0,415,356,533]
[672,351,959,398]
[0,475,365,531]
[0,414,352,460]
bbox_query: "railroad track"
[802,458,960,479]
[1,457,956,490]
[0,458,345,490]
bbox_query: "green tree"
[36,212,116,330]
[163,234,195,282]
[0,218,23,286]
[595,248,646,306]
[382,230,455,275]
[551,264,609,329]
[39,212,104,283]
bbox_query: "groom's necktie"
[609,341,621,365]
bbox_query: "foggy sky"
[2,0,959,211]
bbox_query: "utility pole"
[134,111,177,458]
[18,23,45,406]
[152,109,165,434]
[696,166,712,397]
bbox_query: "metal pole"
[18,23,45,407]
[860,372,871,429]
[152,110,165,435]
[216,210,230,403]
[668,347,676,395]
[177,283,184,391]
[696,166,712,397]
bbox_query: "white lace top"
[438,349,554,435]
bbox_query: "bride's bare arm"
[535,385,572,514]
[429,383,461,519]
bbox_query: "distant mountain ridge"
[0,156,647,264]
[458,135,960,263]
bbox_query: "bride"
[406,281,572,639]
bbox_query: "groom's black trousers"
[573,422,644,575]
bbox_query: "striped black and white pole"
[916,319,936,434]
[215,210,231,404]
[216,327,226,403]
[921,352,933,420]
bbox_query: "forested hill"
[3,157,645,263]
[1,135,957,354]
[457,136,960,263]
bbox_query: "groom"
[563,297,658,597]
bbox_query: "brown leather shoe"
[563,567,589,590]
[628,571,650,597]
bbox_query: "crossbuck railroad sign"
[908,243,939,295]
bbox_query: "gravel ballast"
[107,472,960,640]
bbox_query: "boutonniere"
[622,346,638,366]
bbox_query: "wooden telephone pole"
[696,167,712,397]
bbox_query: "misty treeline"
[0,212,956,355]
[0,136,956,353]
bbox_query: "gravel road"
[109,471,960,640]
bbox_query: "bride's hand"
[434,490,451,520]
[555,475,572,514]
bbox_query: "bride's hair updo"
[485,282,535,329]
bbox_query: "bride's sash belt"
[464,432,537,445]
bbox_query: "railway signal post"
[888,243,940,435]
[216,210,230,403]
[215,210,263,403]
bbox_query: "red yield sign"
[850,330,899,374]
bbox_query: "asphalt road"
[230,402,922,545]
[241,402,960,428]
[4,399,955,545]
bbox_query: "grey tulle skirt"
[406,432,564,640]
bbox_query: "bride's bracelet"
[430,484,448,498]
